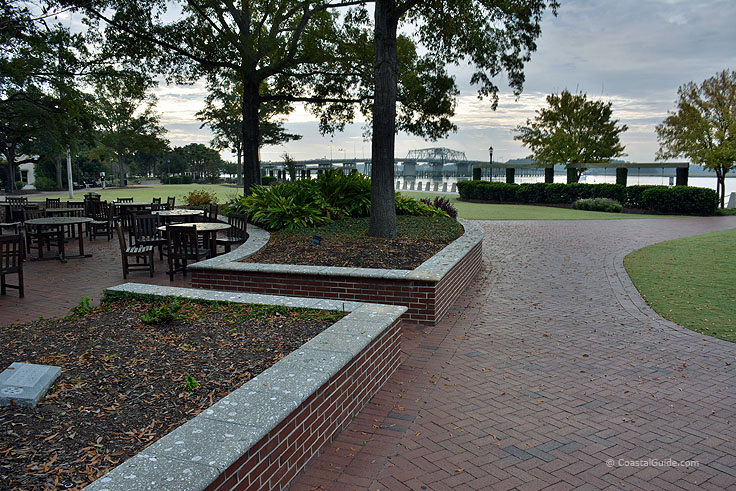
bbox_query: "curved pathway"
[293,217,736,491]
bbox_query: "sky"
[150,0,736,164]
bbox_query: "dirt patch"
[0,296,343,490]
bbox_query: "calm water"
[395,175,736,198]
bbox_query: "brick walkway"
[0,235,188,325]
[292,217,736,491]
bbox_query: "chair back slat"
[0,234,22,272]
[227,213,248,239]
[45,198,61,208]
[116,197,134,203]
[133,214,162,241]
[167,226,201,260]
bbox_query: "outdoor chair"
[216,213,249,253]
[23,209,59,258]
[116,197,134,203]
[7,197,28,222]
[45,198,62,208]
[150,202,166,212]
[87,201,114,240]
[115,221,154,279]
[0,222,24,259]
[166,196,176,209]
[204,203,220,222]
[165,225,210,281]
[132,213,167,260]
[0,234,24,297]
[152,197,161,204]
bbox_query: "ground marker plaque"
[0,362,62,408]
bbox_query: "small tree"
[515,90,628,183]
[656,70,736,208]
[283,153,298,182]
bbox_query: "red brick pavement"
[292,217,736,491]
[0,234,188,325]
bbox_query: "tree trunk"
[369,0,399,238]
[717,167,725,208]
[242,80,261,195]
[55,154,64,189]
[3,144,17,192]
[236,141,243,187]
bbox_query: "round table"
[24,216,93,262]
[159,222,231,258]
[43,207,84,217]
[153,209,204,221]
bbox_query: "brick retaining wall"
[86,285,406,491]
[189,220,485,326]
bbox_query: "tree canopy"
[514,90,628,182]
[656,69,736,208]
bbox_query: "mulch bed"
[0,296,343,490]
[245,236,448,269]
[244,216,465,270]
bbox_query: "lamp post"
[488,145,494,181]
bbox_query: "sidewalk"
[292,217,736,490]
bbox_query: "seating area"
[0,196,249,299]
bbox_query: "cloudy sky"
[152,0,736,164]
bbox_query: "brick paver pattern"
[0,235,188,325]
[293,217,736,491]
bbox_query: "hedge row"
[456,181,718,215]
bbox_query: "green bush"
[395,194,446,217]
[34,176,58,191]
[261,176,278,186]
[458,181,715,214]
[237,181,335,230]
[624,185,667,209]
[316,169,371,218]
[573,197,623,213]
[184,188,218,206]
[15,181,25,191]
[640,186,718,215]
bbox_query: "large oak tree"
[369,0,559,237]
[656,69,736,208]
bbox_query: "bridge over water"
[261,147,488,178]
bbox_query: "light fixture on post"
[488,145,494,181]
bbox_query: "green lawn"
[624,228,736,342]
[29,184,242,205]
[401,192,670,220]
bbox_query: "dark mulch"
[0,296,343,490]
[244,216,464,270]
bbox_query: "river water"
[394,175,736,199]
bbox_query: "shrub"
[420,196,458,219]
[624,185,666,208]
[572,197,623,213]
[238,181,335,230]
[15,181,25,191]
[316,169,371,218]
[396,194,446,217]
[640,186,718,215]
[261,176,278,186]
[184,188,218,206]
[34,176,58,191]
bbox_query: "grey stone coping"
[189,219,485,284]
[87,284,406,491]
